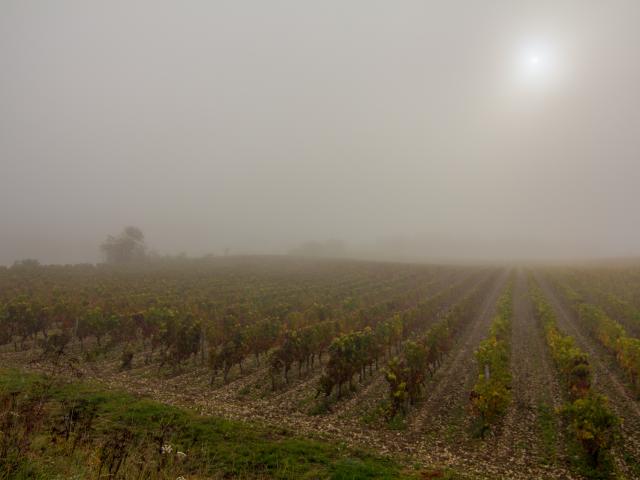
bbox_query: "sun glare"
[514,40,560,89]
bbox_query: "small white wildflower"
[161,444,173,454]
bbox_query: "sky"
[1,1,640,264]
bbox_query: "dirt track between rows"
[406,271,508,438]
[483,271,571,478]
[1,269,595,479]
[537,273,640,478]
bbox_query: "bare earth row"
[3,268,639,479]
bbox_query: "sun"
[513,41,559,88]
[522,50,549,74]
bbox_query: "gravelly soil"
[537,274,640,478]
[329,273,488,423]
[384,270,573,479]
[407,272,508,434]
[479,270,573,478]
[0,270,595,479]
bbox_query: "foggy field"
[2,1,640,265]
[2,258,640,479]
[2,1,640,479]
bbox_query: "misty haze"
[2,2,640,480]
[2,1,639,264]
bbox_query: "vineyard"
[2,257,640,479]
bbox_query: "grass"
[536,402,558,465]
[0,368,424,480]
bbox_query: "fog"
[2,1,640,265]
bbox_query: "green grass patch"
[0,368,421,479]
[536,402,558,465]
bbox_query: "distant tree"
[101,226,147,264]
[11,259,41,269]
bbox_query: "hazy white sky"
[1,1,639,264]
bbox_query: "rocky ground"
[1,270,602,479]
[537,274,640,478]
